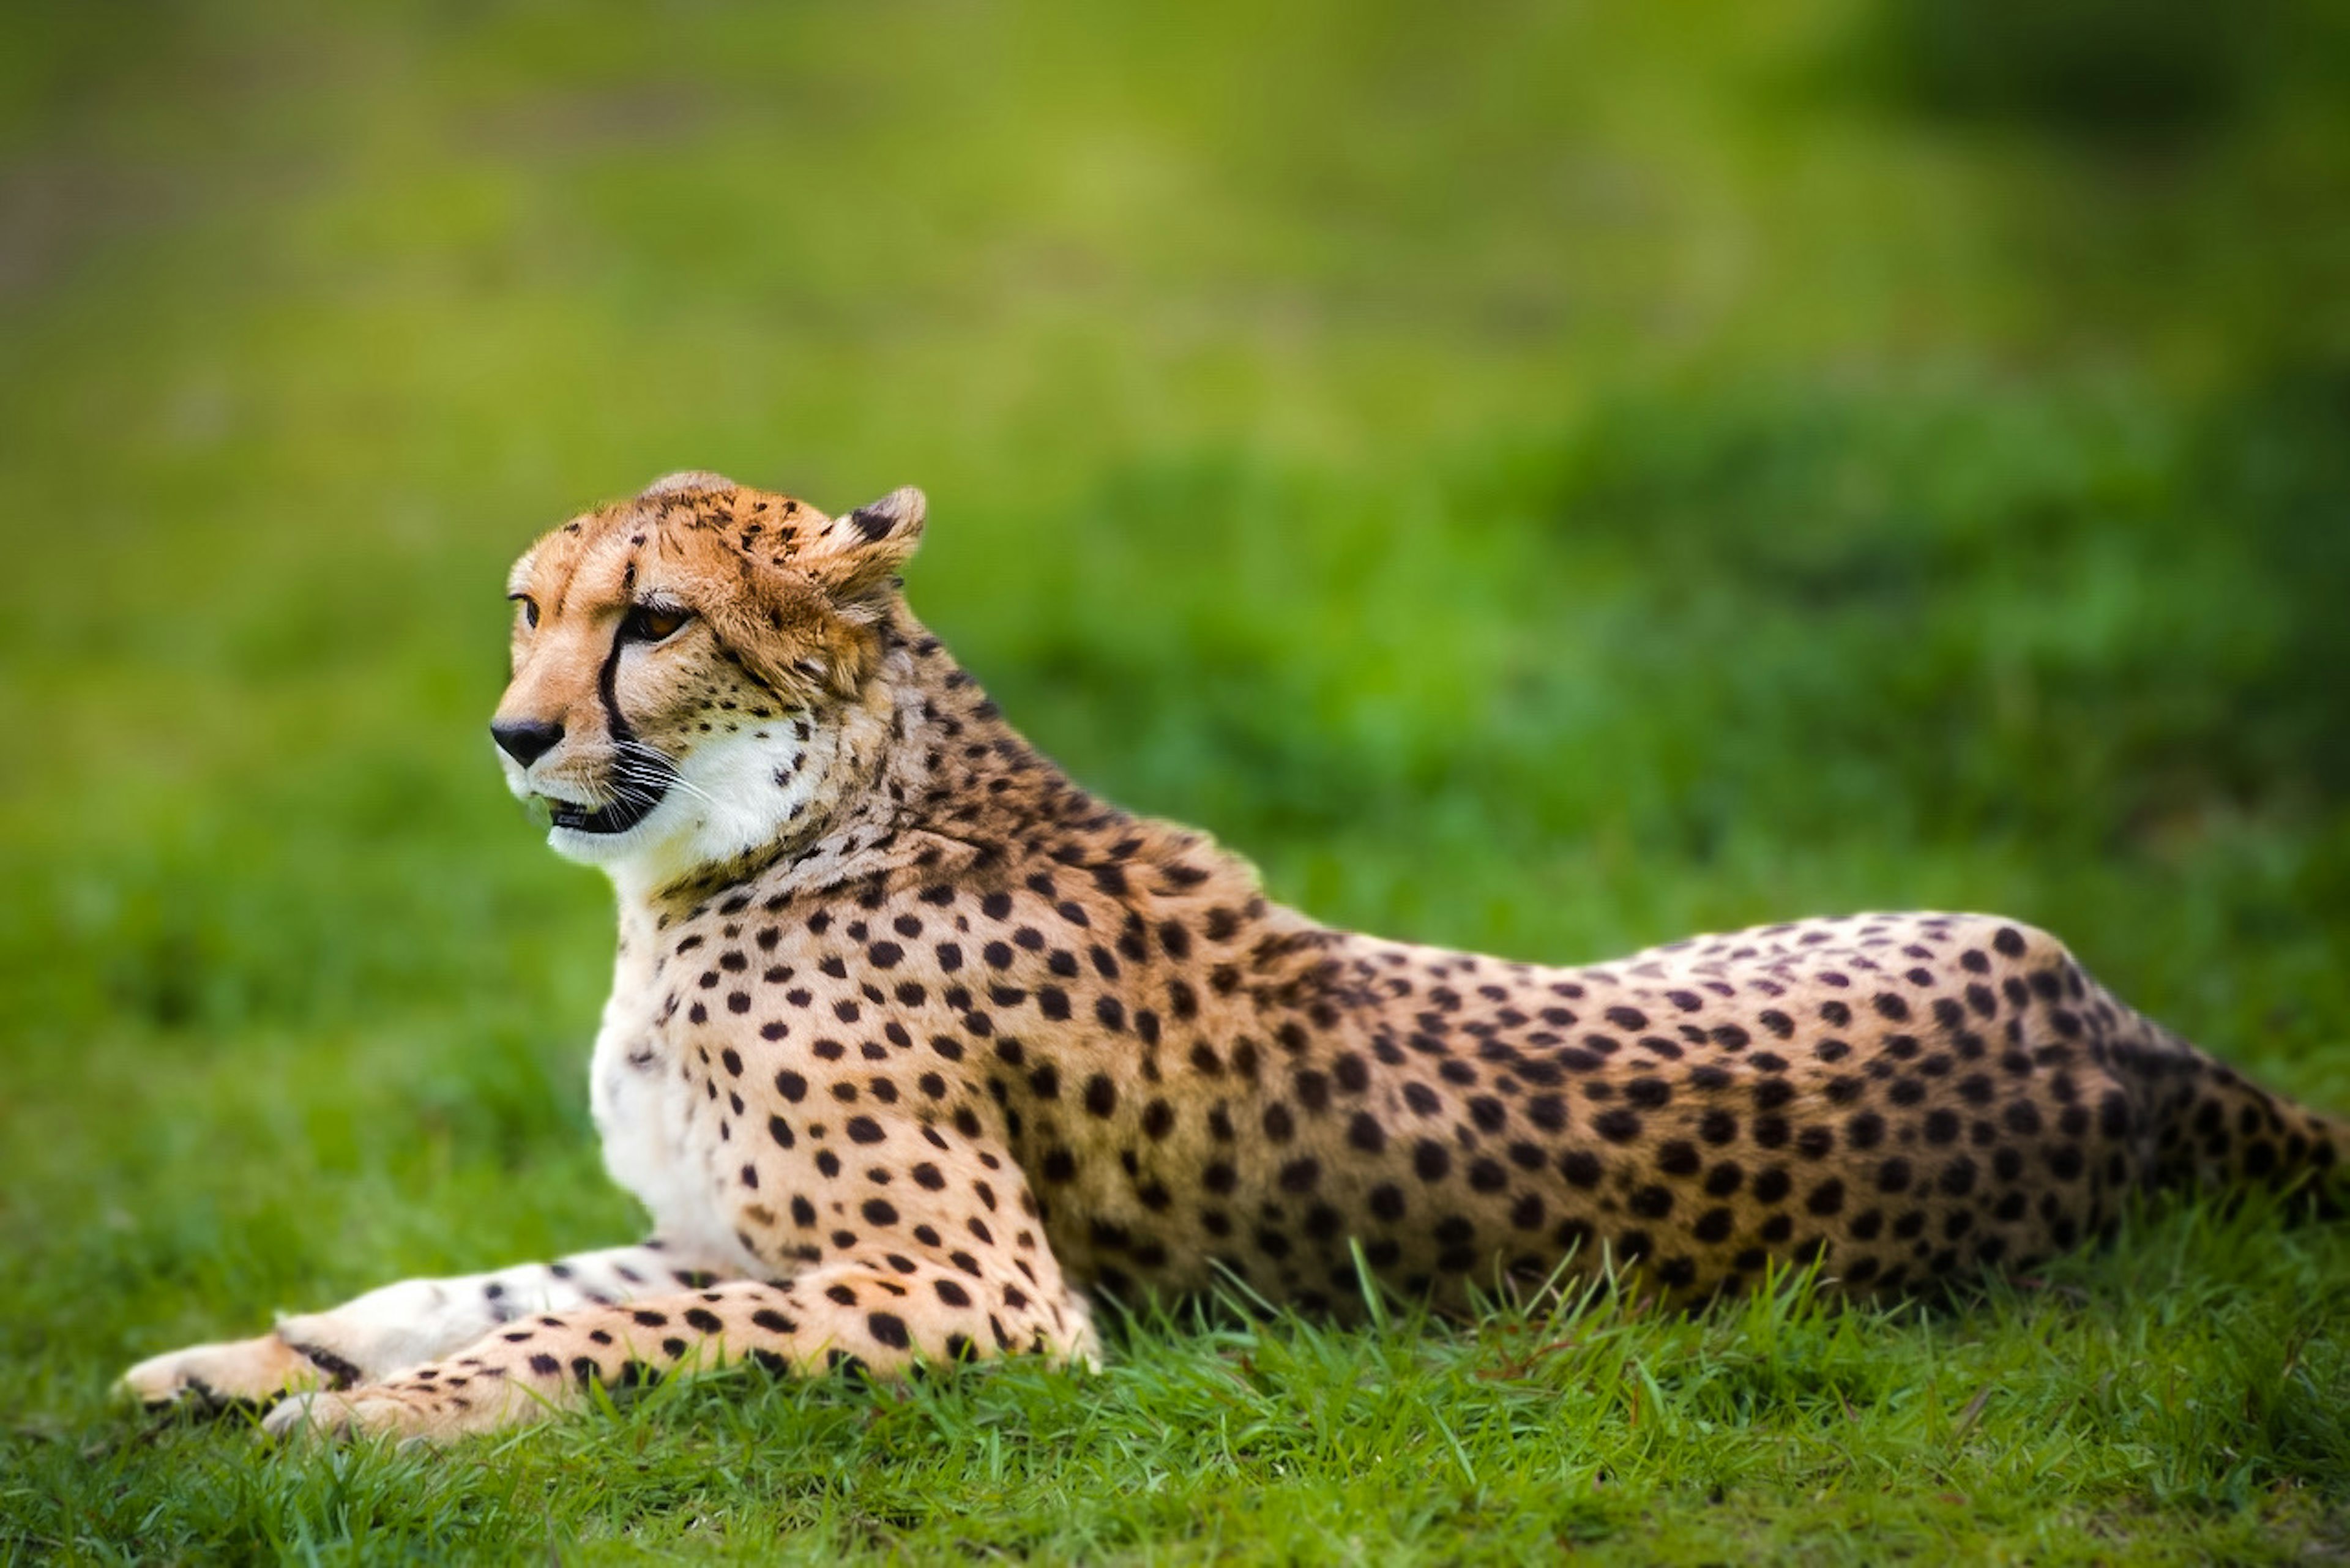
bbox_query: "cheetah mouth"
[548,791,665,835]
[540,758,676,836]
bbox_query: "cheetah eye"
[509,594,540,629]
[621,603,692,643]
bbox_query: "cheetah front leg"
[119,1241,737,1413]
[264,1250,1095,1444]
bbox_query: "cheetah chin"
[120,469,2350,1444]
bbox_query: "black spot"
[2098,1091,2132,1140]
[1593,1108,1643,1143]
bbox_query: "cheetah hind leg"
[263,1263,1097,1444]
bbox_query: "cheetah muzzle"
[534,754,674,835]
[118,471,2350,1444]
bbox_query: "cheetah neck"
[615,608,1287,952]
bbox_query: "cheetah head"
[492,471,923,887]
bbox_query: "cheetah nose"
[491,718,564,767]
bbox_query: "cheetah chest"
[589,947,756,1272]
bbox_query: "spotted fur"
[120,473,2350,1443]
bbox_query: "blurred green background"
[5,0,2350,1558]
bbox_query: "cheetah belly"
[589,990,754,1271]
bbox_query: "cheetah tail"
[2125,1017,2350,1217]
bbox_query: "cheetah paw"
[260,1387,425,1444]
[119,1334,326,1411]
[261,1381,534,1445]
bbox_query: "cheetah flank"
[122,472,2350,1443]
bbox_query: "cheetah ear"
[800,486,925,614]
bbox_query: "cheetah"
[122,471,2350,1443]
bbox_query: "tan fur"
[121,474,2349,1444]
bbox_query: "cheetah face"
[493,471,923,885]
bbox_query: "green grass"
[4,0,2349,1560]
